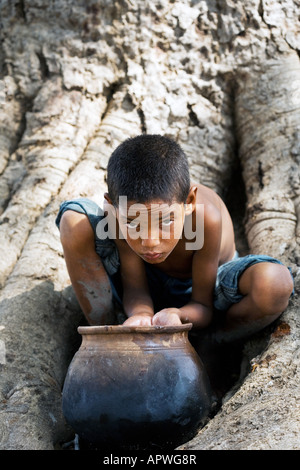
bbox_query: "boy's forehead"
[117,198,184,217]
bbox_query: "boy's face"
[117,198,188,264]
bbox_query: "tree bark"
[0,0,299,449]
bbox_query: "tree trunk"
[0,0,299,450]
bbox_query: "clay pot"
[62,324,211,450]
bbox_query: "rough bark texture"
[0,0,299,450]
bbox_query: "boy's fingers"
[123,315,153,327]
[152,310,182,326]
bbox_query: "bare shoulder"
[193,182,236,262]
[194,183,223,224]
[195,183,223,209]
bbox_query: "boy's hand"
[152,308,182,326]
[123,313,153,327]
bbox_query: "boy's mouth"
[141,252,162,261]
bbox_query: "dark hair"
[106,134,190,206]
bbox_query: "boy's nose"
[141,236,160,248]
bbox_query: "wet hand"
[152,308,182,326]
[123,313,153,327]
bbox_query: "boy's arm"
[116,239,155,326]
[177,247,217,328]
[153,206,221,328]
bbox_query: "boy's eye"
[126,220,139,229]
[161,219,173,227]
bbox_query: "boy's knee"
[251,263,293,315]
[59,210,94,252]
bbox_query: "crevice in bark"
[258,160,264,189]
[14,88,40,150]
[258,0,264,23]
[187,104,200,127]
[15,0,26,22]
[0,45,8,79]
[137,107,147,134]
[36,51,50,80]
[100,80,124,120]
[224,157,249,257]
[257,0,272,32]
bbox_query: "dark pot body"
[62,324,211,450]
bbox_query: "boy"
[56,135,294,343]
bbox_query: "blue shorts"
[56,198,294,313]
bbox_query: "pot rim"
[78,324,193,335]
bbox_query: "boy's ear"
[103,192,117,218]
[184,186,197,215]
[104,192,113,205]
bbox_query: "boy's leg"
[196,260,294,397]
[59,210,115,325]
[222,262,294,341]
